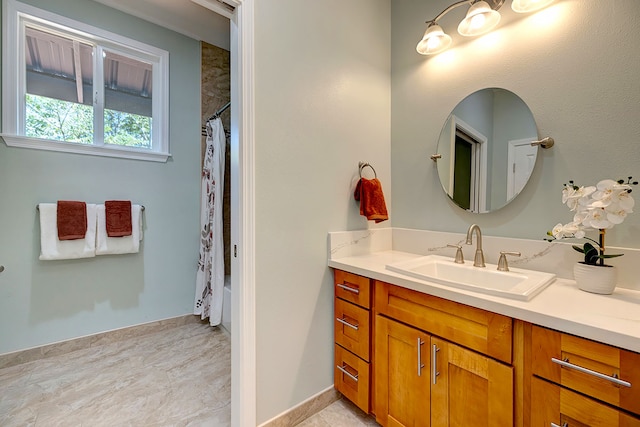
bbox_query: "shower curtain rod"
[206,102,231,123]
[201,102,231,136]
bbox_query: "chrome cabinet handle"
[337,283,360,294]
[336,317,359,330]
[551,423,568,427]
[551,357,631,388]
[417,338,425,376]
[432,344,440,384]
[337,364,358,382]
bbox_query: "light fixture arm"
[426,0,505,24]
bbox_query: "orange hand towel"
[354,178,389,223]
[57,201,88,240]
[105,200,132,237]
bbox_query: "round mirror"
[435,88,538,213]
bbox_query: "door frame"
[193,0,257,425]
[449,115,488,213]
[506,138,537,201]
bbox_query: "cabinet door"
[431,337,513,427]
[375,315,430,427]
[531,376,640,426]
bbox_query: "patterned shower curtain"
[194,117,225,326]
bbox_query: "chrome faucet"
[465,224,485,267]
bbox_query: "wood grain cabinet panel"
[532,376,640,427]
[335,344,370,413]
[375,315,430,427]
[375,281,512,364]
[335,297,370,361]
[334,270,373,412]
[532,325,640,416]
[431,337,513,426]
[335,270,371,309]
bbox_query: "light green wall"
[254,0,391,423]
[391,0,640,248]
[0,0,201,354]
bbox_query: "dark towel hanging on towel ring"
[358,162,377,179]
[355,162,388,223]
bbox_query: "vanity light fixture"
[416,0,556,55]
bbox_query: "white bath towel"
[38,203,97,260]
[96,204,143,255]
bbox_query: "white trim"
[450,115,488,213]
[2,0,170,159]
[222,0,257,426]
[190,0,236,20]
[507,137,537,201]
[1,134,171,162]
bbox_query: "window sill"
[0,134,171,163]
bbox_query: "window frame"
[1,0,171,162]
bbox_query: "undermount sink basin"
[385,255,555,301]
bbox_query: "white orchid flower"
[591,180,632,207]
[552,221,585,239]
[562,185,595,211]
[606,206,632,225]
[581,208,613,229]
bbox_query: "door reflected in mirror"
[436,88,538,213]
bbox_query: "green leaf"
[571,245,585,254]
[599,254,624,259]
[583,242,600,264]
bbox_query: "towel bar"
[36,204,145,211]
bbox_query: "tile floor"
[0,322,231,426]
[295,399,379,427]
[0,321,376,426]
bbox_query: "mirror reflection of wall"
[436,88,537,213]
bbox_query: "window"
[2,0,170,162]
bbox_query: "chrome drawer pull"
[550,423,568,427]
[432,344,440,384]
[336,317,359,330]
[417,338,425,377]
[337,364,358,382]
[337,283,360,294]
[551,357,632,388]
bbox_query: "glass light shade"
[457,1,501,37]
[511,0,555,13]
[416,24,452,55]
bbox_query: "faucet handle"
[446,244,465,264]
[497,251,521,271]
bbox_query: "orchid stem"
[599,229,605,266]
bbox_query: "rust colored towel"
[354,178,389,223]
[57,201,87,240]
[105,200,132,237]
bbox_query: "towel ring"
[358,162,377,179]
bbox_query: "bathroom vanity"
[329,228,640,426]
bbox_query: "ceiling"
[92,0,231,50]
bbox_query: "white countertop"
[329,250,640,353]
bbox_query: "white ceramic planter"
[573,262,618,295]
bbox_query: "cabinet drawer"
[335,270,371,309]
[531,376,640,426]
[335,344,370,413]
[375,281,512,364]
[532,325,640,416]
[335,298,370,361]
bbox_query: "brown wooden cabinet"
[375,315,430,426]
[333,270,373,413]
[531,376,640,427]
[529,325,640,426]
[431,336,513,426]
[332,268,640,427]
[374,280,514,426]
